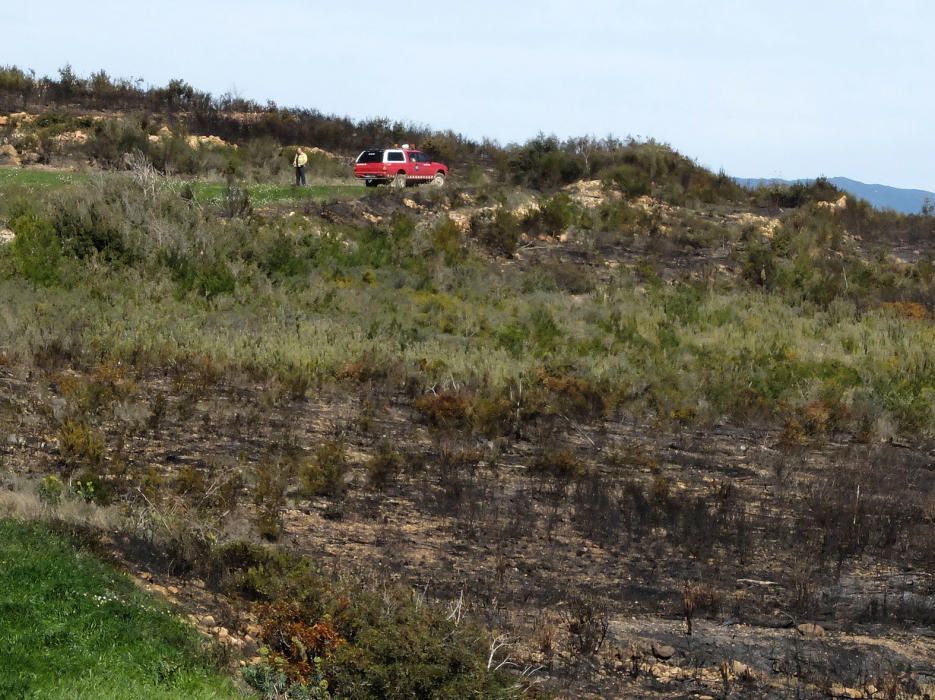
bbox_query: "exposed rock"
[52,130,88,146]
[829,683,862,698]
[817,194,848,211]
[728,659,757,680]
[563,179,613,208]
[306,146,341,160]
[186,134,235,149]
[732,212,781,239]
[447,211,472,232]
[0,144,20,167]
[511,199,540,219]
[796,623,825,638]
[200,615,217,627]
[651,642,675,660]
[0,228,14,246]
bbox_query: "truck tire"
[391,172,407,190]
[432,172,446,187]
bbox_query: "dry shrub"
[256,600,345,682]
[882,301,928,319]
[563,596,609,656]
[0,488,43,520]
[58,419,105,475]
[540,369,605,419]
[780,417,808,445]
[682,581,722,635]
[530,448,587,481]
[803,399,832,434]
[414,391,472,428]
[254,460,290,541]
[336,354,389,383]
[471,393,515,437]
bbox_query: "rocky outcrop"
[0,144,21,167]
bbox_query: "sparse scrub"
[472,207,521,256]
[366,442,407,488]
[254,459,291,540]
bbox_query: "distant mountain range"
[734,176,934,215]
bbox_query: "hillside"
[1,67,935,699]
[736,176,935,215]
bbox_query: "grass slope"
[0,519,246,700]
[0,167,363,207]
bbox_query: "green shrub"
[525,192,579,236]
[299,440,350,498]
[367,442,406,488]
[52,195,130,263]
[602,163,650,198]
[38,475,65,506]
[9,203,62,285]
[168,253,237,299]
[472,208,520,256]
[85,118,151,168]
[262,233,310,279]
[220,182,252,218]
[430,216,464,263]
[509,134,585,190]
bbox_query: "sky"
[5,1,935,190]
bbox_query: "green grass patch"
[0,519,246,699]
[189,181,363,207]
[0,168,96,194]
[0,167,363,207]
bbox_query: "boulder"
[0,144,20,167]
[651,642,675,660]
[796,622,825,638]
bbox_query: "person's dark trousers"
[295,166,306,186]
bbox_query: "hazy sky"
[6,1,935,189]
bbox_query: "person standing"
[293,147,308,186]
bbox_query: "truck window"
[387,151,405,162]
[356,150,383,163]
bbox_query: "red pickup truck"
[354,145,448,188]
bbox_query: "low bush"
[471,208,520,256]
[366,442,407,488]
[530,448,587,481]
[413,391,472,429]
[254,460,291,541]
[299,440,350,499]
[57,419,106,476]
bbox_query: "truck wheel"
[431,172,446,187]
[392,172,407,190]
